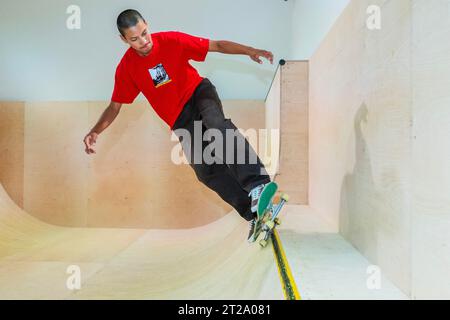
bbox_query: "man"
[83,9,274,243]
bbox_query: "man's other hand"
[249,49,274,65]
[83,132,98,155]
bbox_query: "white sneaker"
[248,184,266,216]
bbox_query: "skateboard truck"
[259,193,289,248]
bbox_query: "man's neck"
[135,44,153,57]
[137,50,150,57]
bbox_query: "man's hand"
[249,48,274,65]
[83,132,98,155]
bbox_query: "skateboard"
[255,182,289,248]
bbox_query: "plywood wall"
[410,0,450,299]
[0,102,24,208]
[24,102,90,227]
[278,61,309,204]
[265,61,309,204]
[1,99,265,229]
[310,0,413,294]
[309,0,450,298]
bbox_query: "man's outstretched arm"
[83,101,122,155]
[209,40,273,65]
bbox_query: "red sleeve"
[111,59,140,104]
[173,31,210,62]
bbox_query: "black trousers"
[172,78,271,221]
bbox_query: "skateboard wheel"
[266,220,275,230]
[281,193,290,202]
[274,218,281,226]
[259,239,268,248]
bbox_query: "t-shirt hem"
[168,76,205,130]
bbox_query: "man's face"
[120,19,153,56]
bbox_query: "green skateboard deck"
[253,182,290,247]
[256,182,278,221]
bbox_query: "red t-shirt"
[111,31,210,129]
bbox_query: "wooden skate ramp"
[0,100,266,230]
[0,67,307,299]
[0,183,282,299]
[0,100,283,299]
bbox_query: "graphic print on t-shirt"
[149,63,172,88]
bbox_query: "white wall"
[290,0,350,59]
[0,0,294,101]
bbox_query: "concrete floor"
[278,206,407,300]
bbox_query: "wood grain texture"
[411,0,450,299]
[0,102,24,208]
[2,100,265,229]
[0,183,282,299]
[309,0,413,295]
[0,98,283,299]
[265,62,309,204]
[279,62,309,205]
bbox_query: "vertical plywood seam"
[306,62,310,205]
[21,102,25,209]
[409,0,415,300]
[23,102,28,215]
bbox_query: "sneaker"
[247,218,262,243]
[248,184,266,216]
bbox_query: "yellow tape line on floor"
[271,229,301,300]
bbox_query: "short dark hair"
[117,9,145,36]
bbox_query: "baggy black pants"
[172,78,271,221]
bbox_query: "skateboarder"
[83,9,274,243]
